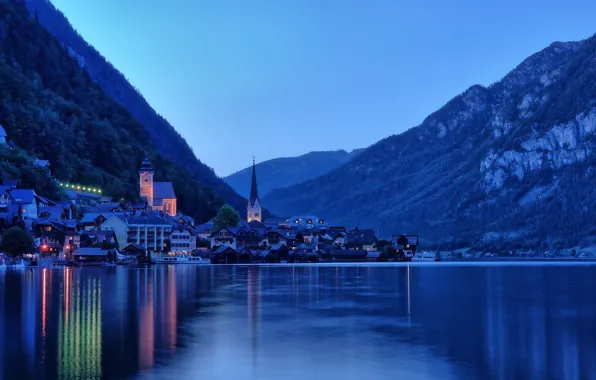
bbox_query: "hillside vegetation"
[0,0,220,220]
[22,0,249,215]
[265,36,596,250]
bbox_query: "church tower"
[139,156,154,207]
[247,158,262,223]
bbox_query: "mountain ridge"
[224,149,364,199]
[22,0,250,215]
[264,34,596,249]
[0,0,226,221]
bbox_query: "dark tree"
[213,204,240,231]
[0,226,34,257]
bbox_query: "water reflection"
[0,264,595,379]
[58,272,102,379]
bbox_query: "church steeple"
[140,155,154,173]
[247,157,262,222]
[250,157,259,205]
[139,155,154,207]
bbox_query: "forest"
[0,0,222,221]
[21,0,250,215]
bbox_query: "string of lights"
[58,182,102,194]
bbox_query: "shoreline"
[7,257,596,270]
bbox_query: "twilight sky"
[52,0,596,176]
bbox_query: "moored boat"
[411,251,439,262]
[155,255,210,264]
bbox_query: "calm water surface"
[0,263,595,380]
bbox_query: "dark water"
[1,263,595,380]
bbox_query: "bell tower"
[247,157,262,223]
[139,156,154,207]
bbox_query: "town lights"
[58,182,102,194]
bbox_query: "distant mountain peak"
[224,149,363,199]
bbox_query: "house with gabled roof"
[195,221,213,240]
[235,227,265,249]
[37,206,66,220]
[169,224,197,254]
[262,230,288,247]
[175,215,195,226]
[8,189,53,219]
[210,227,238,249]
[346,228,377,251]
[33,159,51,174]
[210,245,238,264]
[79,212,126,231]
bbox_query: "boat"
[14,259,26,269]
[411,251,439,262]
[155,255,210,264]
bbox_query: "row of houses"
[0,172,414,263]
[0,175,207,258]
[202,218,385,263]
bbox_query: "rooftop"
[10,189,35,204]
[153,182,176,199]
[126,215,171,226]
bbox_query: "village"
[0,125,418,266]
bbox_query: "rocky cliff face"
[265,35,596,248]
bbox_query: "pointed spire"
[249,156,259,207]
[140,154,154,173]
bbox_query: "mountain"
[265,35,596,250]
[224,149,364,199]
[0,0,226,220]
[21,0,248,215]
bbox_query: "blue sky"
[52,0,596,176]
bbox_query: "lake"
[0,263,595,380]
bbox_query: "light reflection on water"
[0,264,595,379]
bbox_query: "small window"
[144,178,149,183]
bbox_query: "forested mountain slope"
[0,0,221,221]
[22,0,248,214]
[265,36,596,249]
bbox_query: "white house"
[210,228,237,249]
[170,227,197,254]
